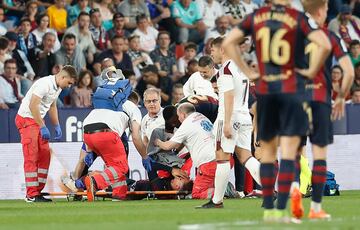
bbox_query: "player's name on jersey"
[262,70,292,82]
[254,12,297,28]
[306,83,323,90]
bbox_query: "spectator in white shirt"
[0,59,23,109]
[132,14,159,53]
[204,16,231,42]
[196,0,224,28]
[241,0,258,15]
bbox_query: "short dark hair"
[173,83,183,90]
[62,65,78,80]
[0,37,9,50]
[36,13,48,25]
[188,59,199,66]
[198,56,214,68]
[122,69,136,79]
[128,91,140,104]
[211,36,225,47]
[111,34,125,43]
[20,17,32,25]
[42,32,56,42]
[136,14,147,24]
[113,12,124,21]
[350,40,360,48]
[4,58,17,67]
[128,34,140,42]
[63,33,76,41]
[78,11,90,20]
[185,42,197,51]
[142,64,159,74]
[157,31,170,39]
[89,8,100,16]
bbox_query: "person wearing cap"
[328,4,360,46]
[107,13,131,40]
[67,0,91,26]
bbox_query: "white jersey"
[183,71,218,99]
[83,101,142,136]
[141,108,165,140]
[17,75,62,118]
[216,59,250,120]
[170,112,215,167]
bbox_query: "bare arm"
[155,139,182,151]
[223,90,234,139]
[131,121,147,158]
[338,55,355,98]
[222,28,258,80]
[175,18,196,29]
[29,94,45,127]
[48,101,59,126]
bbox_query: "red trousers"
[192,161,217,199]
[84,131,128,199]
[15,115,50,198]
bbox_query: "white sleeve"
[218,74,234,93]
[32,80,49,98]
[177,58,186,74]
[170,122,188,144]
[183,77,193,97]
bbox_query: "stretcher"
[41,190,191,201]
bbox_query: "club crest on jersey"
[200,120,213,132]
[233,122,241,131]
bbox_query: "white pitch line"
[179,220,259,230]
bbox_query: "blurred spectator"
[171,0,206,44]
[24,0,38,30]
[0,37,12,74]
[150,31,179,79]
[70,70,93,108]
[351,87,360,104]
[331,65,352,101]
[349,40,360,66]
[241,0,258,14]
[67,0,91,26]
[89,8,110,52]
[351,62,360,91]
[133,14,159,53]
[222,0,246,26]
[2,0,25,26]
[290,0,303,12]
[0,6,7,36]
[204,15,231,42]
[28,32,57,78]
[327,0,342,22]
[146,0,178,43]
[5,32,35,81]
[171,83,184,105]
[0,59,23,109]
[32,13,61,52]
[117,0,150,30]
[16,18,37,57]
[177,58,198,85]
[65,12,96,64]
[47,0,68,34]
[127,35,153,78]
[328,4,360,47]
[93,35,133,75]
[123,69,137,88]
[55,33,86,73]
[196,37,214,59]
[196,0,224,28]
[135,64,172,105]
[178,42,197,76]
[107,13,131,40]
[92,0,114,31]
[93,57,114,87]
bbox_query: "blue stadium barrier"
[1,104,360,143]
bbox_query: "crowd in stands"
[0,0,359,110]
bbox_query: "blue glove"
[40,126,50,140]
[75,179,85,189]
[84,152,96,167]
[142,157,153,172]
[54,124,62,140]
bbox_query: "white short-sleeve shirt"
[83,100,142,136]
[170,112,215,167]
[17,75,62,118]
[141,108,165,140]
[133,27,159,53]
[183,71,218,99]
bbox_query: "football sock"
[311,201,322,213]
[277,160,295,210]
[244,156,261,186]
[212,160,231,204]
[260,163,276,209]
[311,160,327,204]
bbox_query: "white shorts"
[213,114,252,153]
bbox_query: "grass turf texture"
[0,191,359,230]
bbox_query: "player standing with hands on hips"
[15,65,78,202]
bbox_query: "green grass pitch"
[0,191,359,230]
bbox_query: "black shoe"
[196,200,224,209]
[25,195,52,202]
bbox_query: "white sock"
[212,161,231,204]
[290,181,300,193]
[244,157,261,186]
[311,201,322,212]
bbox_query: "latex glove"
[40,126,50,140]
[54,124,62,140]
[142,157,153,172]
[84,152,96,167]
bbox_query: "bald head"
[177,103,196,123]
